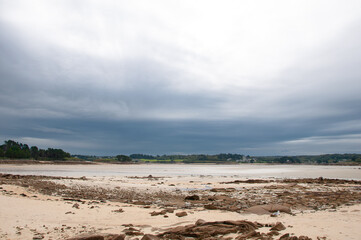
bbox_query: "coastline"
[1,159,361,166]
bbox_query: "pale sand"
[1,176,361,240]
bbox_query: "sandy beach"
[0,165,361,240]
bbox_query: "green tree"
[30,146,39,159]
[116,155,132,162]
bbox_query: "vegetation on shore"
[0,140,70,160]
[255,154,361,165]
[1,140,361,164]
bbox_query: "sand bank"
[0,173,360,239]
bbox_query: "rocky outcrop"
[67,233,125,240]
[158,220,260,239]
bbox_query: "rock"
[270,222,286,231]
[141,234,160,240]
[298,237,312,240]
[159,220,258,239]
[150,211,164,216]
[185,195,200,201]
[165,208,174,213]
[244,204,291,215]
[210,188,236,192]
[112,208,124,213]
[278,234,312,240]
[150,212,158,216]
[204,204,218,210]
[123,227,143,236]
[175,211,187,217]
[123,231,143,236]
[72,203,80,209]
[108,235,125,240]
[236,230,260,239]
[63,198,83,202]
[267,230,280,236]
[33,234,44,240]
[67,234,125,240]
[133,201,149,205]
[67,234,104,240]
[195,219,206,225]
[160,210,168,215]
[279,233,290,239]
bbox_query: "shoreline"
[1,164,360,180]
[1,159,361,166]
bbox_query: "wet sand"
[0,169,361,240]
[0,163,360,179]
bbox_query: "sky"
[1,0,361,156]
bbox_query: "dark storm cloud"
[1,2,361,155]
[0,22,221,121]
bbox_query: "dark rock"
[150,211,159,216]
[165,208,174,213]
[185,195,200,201]
[108,235,125,240]
[141,234,160,240]
[195,219,206,225]
[236,230,260,239]
[176,211,187,217]
[112,208,124,213]
[123,227,143,236]
[133,201,149,205]
[268,230,280,236]
[270,222,286,231]
[67,234,125,240]
[123,230,143,236]
[204,204,218,210]
[67,234,104,240]
[279,233,290,239]
[279,234,312,240]
[63,198,83,202]
[158,220,258,239]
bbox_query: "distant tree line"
[129,154,155,159]
[129,153,244,163]
[0,140,70,160]
[255,154,361,164]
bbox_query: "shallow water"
[0,164,360,179]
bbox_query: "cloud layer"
[1,0,361,155]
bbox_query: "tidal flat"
[0,164,360,240]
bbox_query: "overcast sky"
[1,0,361,156]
